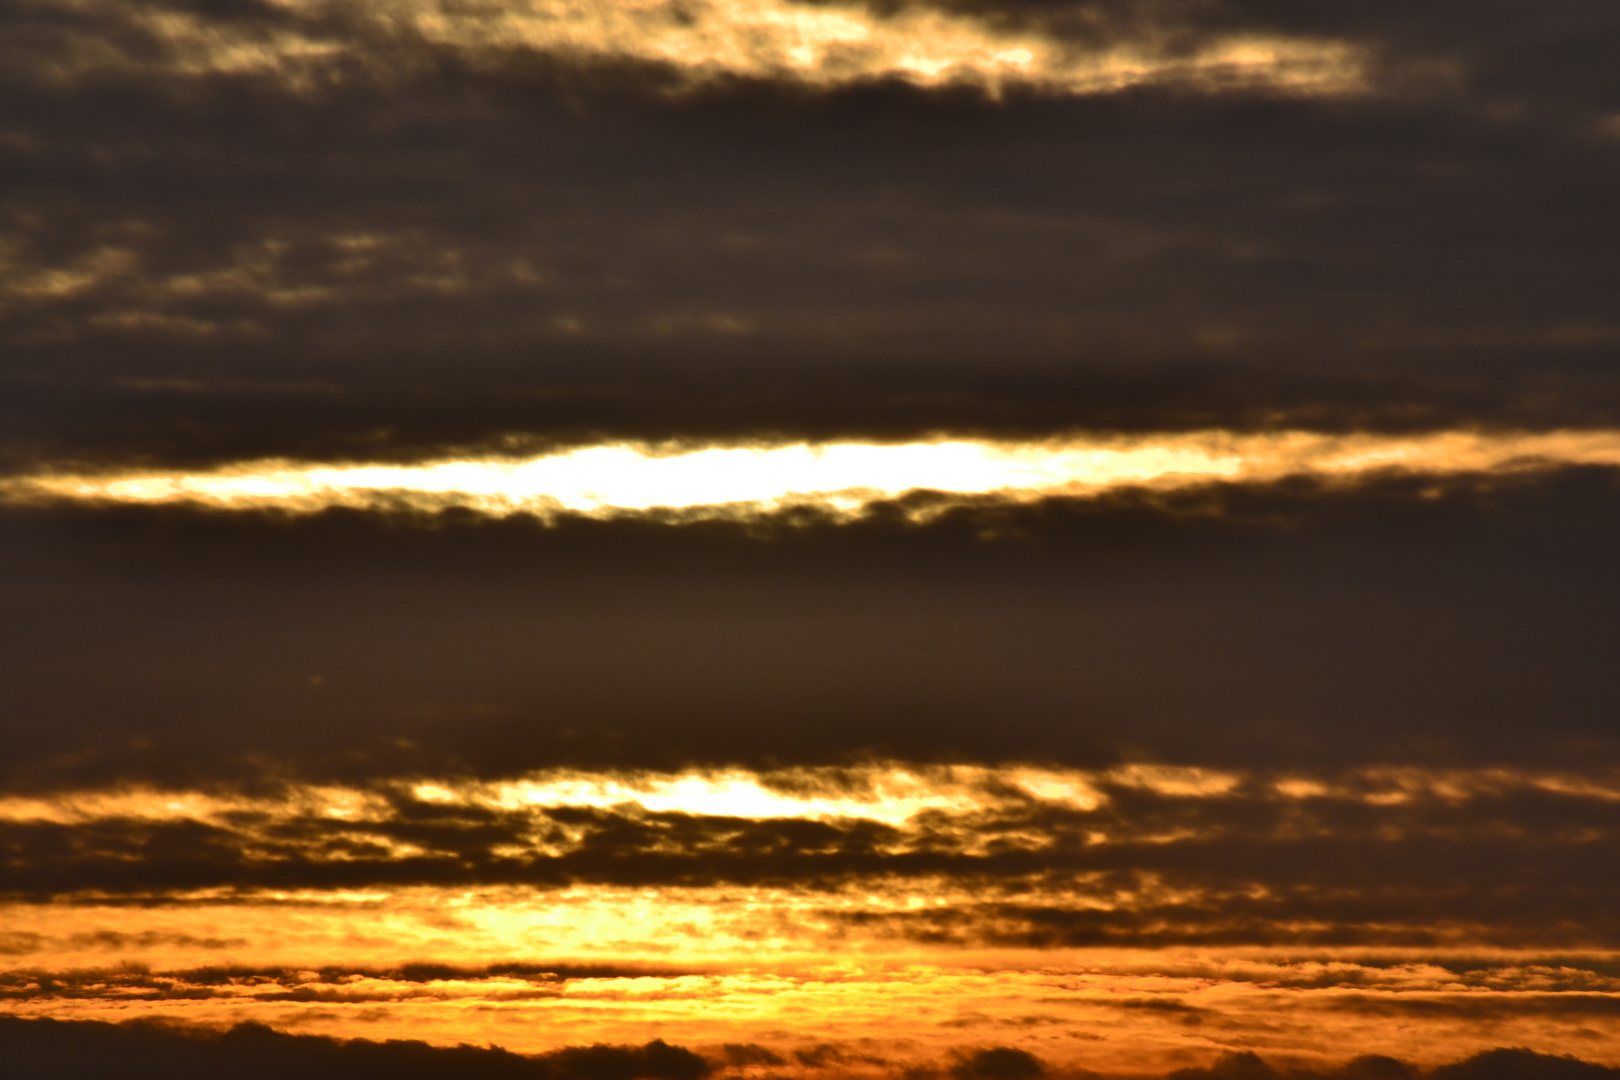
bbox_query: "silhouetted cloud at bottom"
[0,1018,708,1080]
[1172,1049,1620,1080]
[2,1017,1614,1080]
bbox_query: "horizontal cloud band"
[6,765,1620,1069]
[4,762,1620,950]
[2,1017,1613,1080]
[17,0,1364,98]
[12,431,1620,521]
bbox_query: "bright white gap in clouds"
[87,0,1367,98]
[11,430,1620,520]
[438,765,1115,822]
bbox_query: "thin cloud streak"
[12,431,1620,521]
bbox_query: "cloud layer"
[13,0,1363,97]
[3,0,1620,470]
[4,762,1620,949]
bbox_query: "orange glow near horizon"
[6,762,1620,1067]
[11,429,1620,522]
[4,895,1620,1073]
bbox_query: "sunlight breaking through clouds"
[7,762,1620,1066]
[0,764,1120,830]
[12,430,1620,521]
[8,937,1620,1072]
[64,0,1371,99]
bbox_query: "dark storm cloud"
[0,0,1618,468]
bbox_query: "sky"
[3,0,1620,1077]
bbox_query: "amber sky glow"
[5,940,1620,1073]
[6,762,1620,1066]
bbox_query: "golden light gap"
[11,430,1620,520]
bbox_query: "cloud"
[1432,1050,1620,1080]
[2,1018,1613,1080]
[2,761,1620,950]
[4,467,1620,801]
[547,1040,710,1080]
[1,3,1616,1069]
[3,0,1363,99]
[1172,1050,1620,1080]
[12,431,1620,523]
[0,1017,710,1080]
[5,958,1619,1070]
[0,1,1617,473]
[726,1043,789,1067]
[951,1047,1045,1079]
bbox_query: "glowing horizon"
[11,429,1620,521]
[6,759,1620,1069]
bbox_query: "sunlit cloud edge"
[8,429,1620,524]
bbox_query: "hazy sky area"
[2,0,1620,1077]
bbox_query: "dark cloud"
[3,468,1619,795]
[0,1016,710,1080]
[0,963,708,1005]
[0,1,1617,467]
[1433,1051,1620,1080]
[1,1018,1612,1080]
[952,1047,1046,1079]
[727,1044,790,1067]
[1172,1050,1620,1080]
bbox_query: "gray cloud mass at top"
[0,0,1618,467]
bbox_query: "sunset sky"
[3,0,1620,1077]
